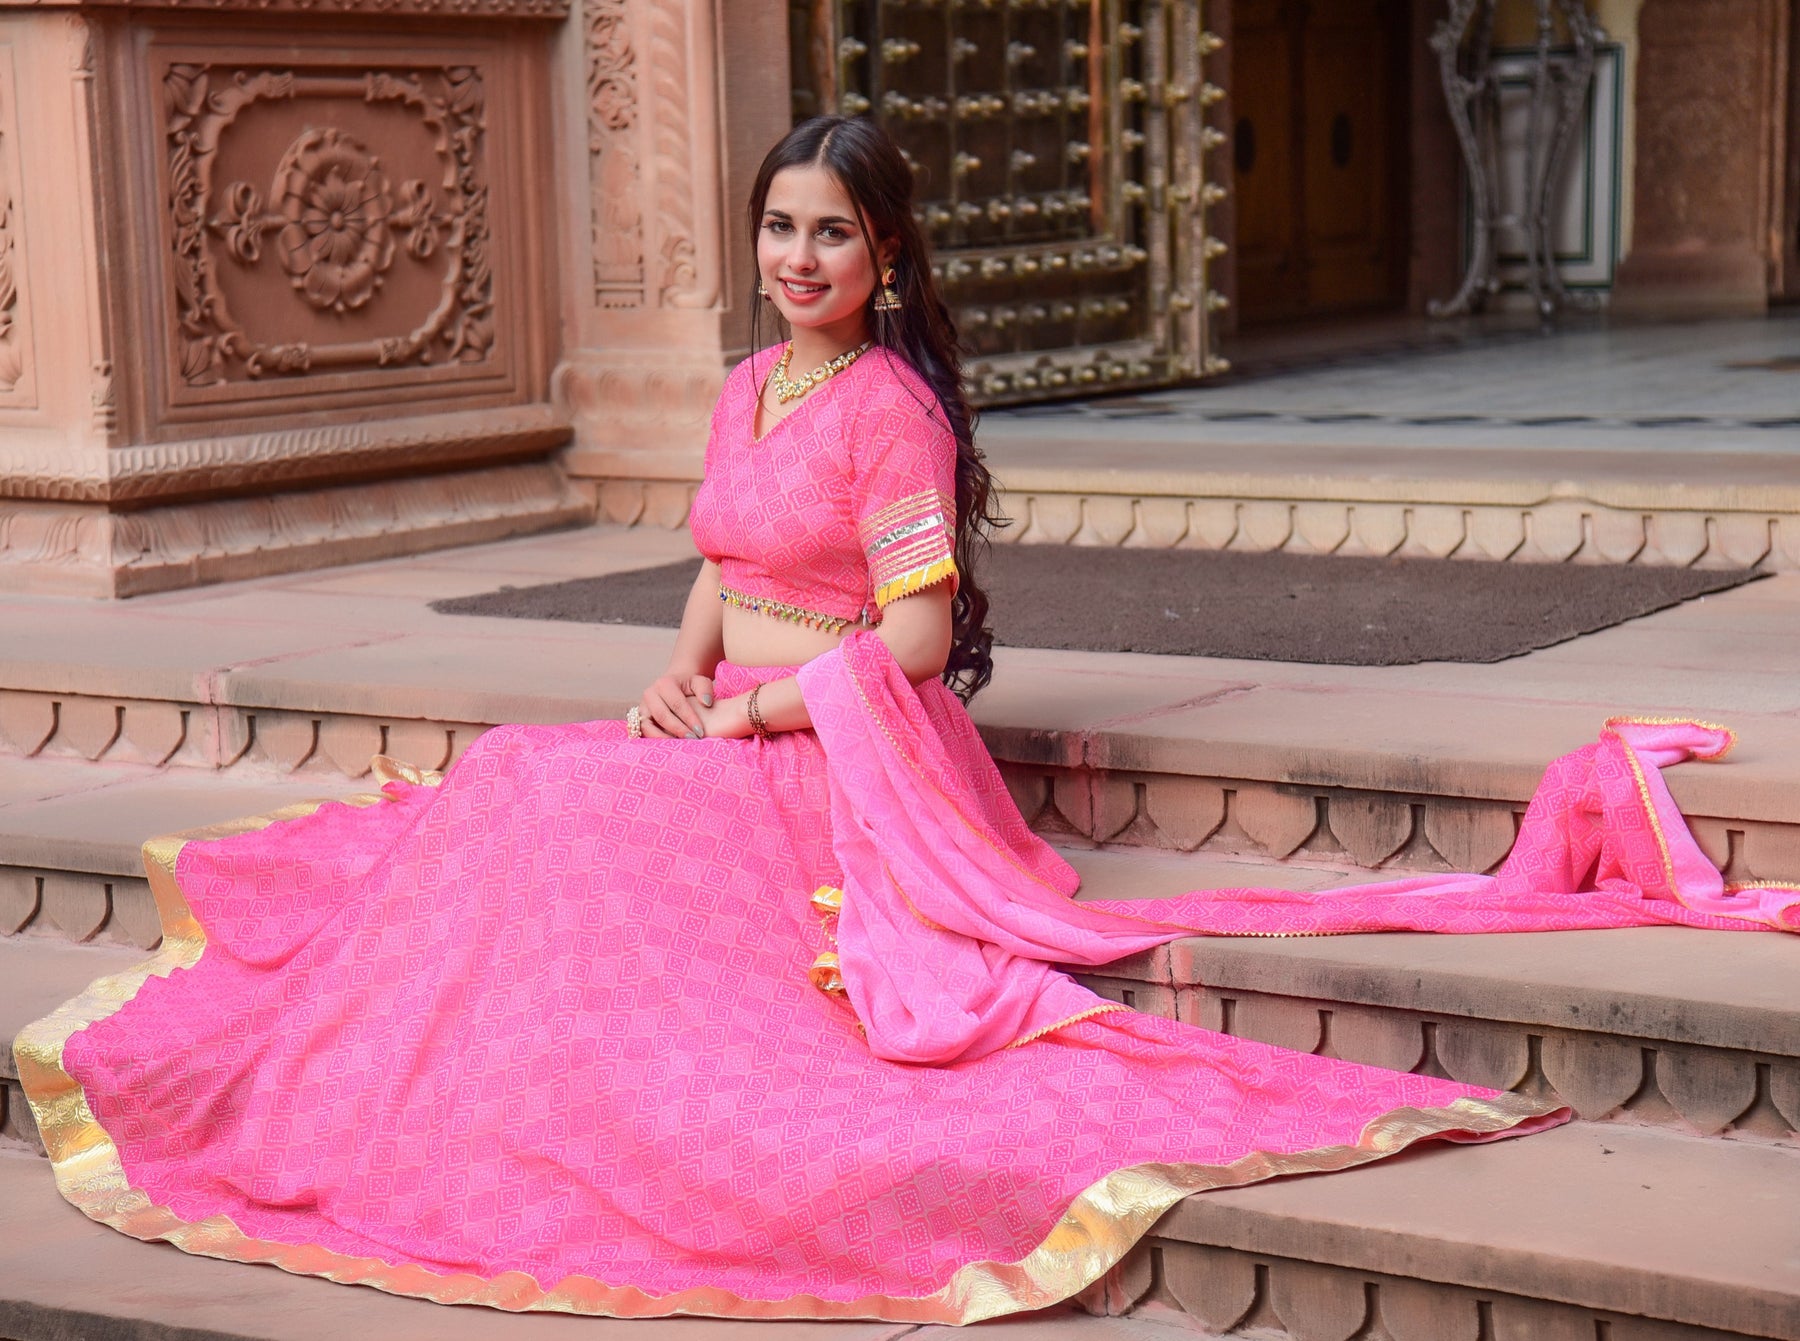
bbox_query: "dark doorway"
[1230,0,1412,324]
[1781,0,1800,302]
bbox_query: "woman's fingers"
[689,675,715,709]
[648,681,704,739]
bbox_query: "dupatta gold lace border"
[12,788,1558,1324]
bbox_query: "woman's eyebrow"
[763,207,860,230]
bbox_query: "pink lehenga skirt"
[16,642,1795,1323]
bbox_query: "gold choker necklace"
[771,341,873,404]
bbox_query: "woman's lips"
[780,278,829,302]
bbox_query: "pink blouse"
[689,344,960,633]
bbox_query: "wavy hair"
[747,115,1002,700]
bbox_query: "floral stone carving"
[168,63,495,385]
[0,189,19,393]
[274,129,398,313]
[211,127,449,315]
[585,0,644,309]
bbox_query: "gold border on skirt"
[12,789,1560,1325]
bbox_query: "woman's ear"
[878,237,901,270]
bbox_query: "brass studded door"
[792,0,1227,404]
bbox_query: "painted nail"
[701,693,714,707]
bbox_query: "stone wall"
[551,0,790,503]
[0,1,593,596]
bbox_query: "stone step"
[595,419,1800,570]
[3,547,1797,883]
[971,426,1800,571]
[0,938,140,1152]
[2,763,1793,1146]
[3,783,1795,1340]
[1062,849,1800,1143]
[1119,1120,1800,1341]
[980,642,1800,882]
[4,1064,1790,1340]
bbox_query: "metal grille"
[793,0,1228,404]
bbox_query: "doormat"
[431,547,1765,666]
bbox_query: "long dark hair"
[747,115,1001,701]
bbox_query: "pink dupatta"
[797,634,1800,1067]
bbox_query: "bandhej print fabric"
[16,637,1797,1322]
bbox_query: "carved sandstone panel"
[163,63,494,391]
[583,0,721,313]
[0,43,28,402]
[586,0,645,308]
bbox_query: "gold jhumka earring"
[873,267,902,312]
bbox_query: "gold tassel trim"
[809,951,846,995]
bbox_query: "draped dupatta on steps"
[797,633,1800,1069]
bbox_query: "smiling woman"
[632,114,1000,739]
[29,116,1791,1330]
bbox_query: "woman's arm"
[638,560,726,738]
[694,585,953,739]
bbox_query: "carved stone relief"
[81,0,569,14]
[583,0,723,313]
[586,0,646,308]
[165,62,495,389]
[0,52,25,397]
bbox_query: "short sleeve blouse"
[688,345,959,632]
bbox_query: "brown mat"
[431,548,1765,666]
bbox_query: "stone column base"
[1611,247,1772,318]
[0,461,593,598]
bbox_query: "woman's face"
[757,164,889,339]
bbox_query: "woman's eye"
[763,219,791,234]
[819,226,846,240]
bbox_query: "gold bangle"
[746,684,772,740]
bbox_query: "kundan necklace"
[771,340,873,404]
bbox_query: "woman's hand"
[693,693,753,741]
[638,672,715,739]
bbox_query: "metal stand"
[1429,0,1599,318]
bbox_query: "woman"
[18,117,1796,1325]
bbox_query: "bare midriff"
[721,603,854,669]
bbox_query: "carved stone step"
[2,763,1794,1149]
[1123,1122,1799,1341]
[4,659,1796,882]
[0,1146,940,1340]
[0,939,140,1154]
[2,528,1796,882]
[0,763,364,951]
[1065,848,1800,1142]
[601,421,1800,573]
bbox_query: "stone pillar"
[550,0,791,529]
[1613,0,1786,315]
[0,2,589,597]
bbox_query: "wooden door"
[1231,0,1408,323]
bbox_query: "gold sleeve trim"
[13,793,1561,1325]
[873,556,959,609]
